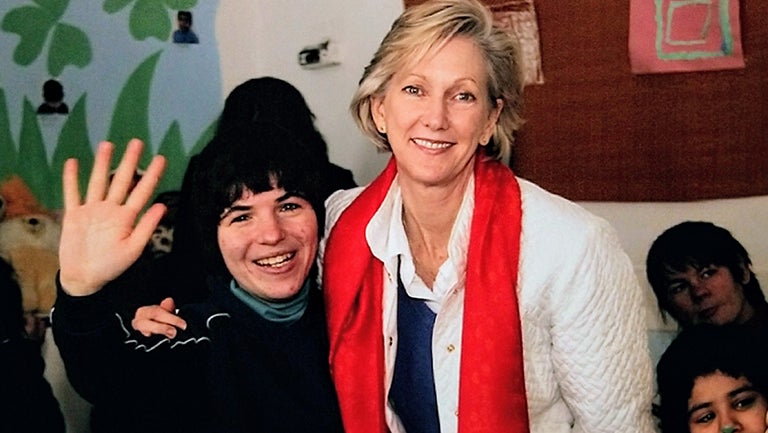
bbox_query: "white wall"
[215,0,403,186]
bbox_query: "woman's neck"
[399,172,471,288]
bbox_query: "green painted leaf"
[50,95,92,210]
[0,89,18,180]
[107,51,162,168]
[1,6,56,66]
[155,121,187,194]
[163,0,198,10]
[129,0,171,41]
[32,0,68,20]
[48,23,92,76]
[189,117,218,156]
[18,98,52,207]
[103,0,133,14]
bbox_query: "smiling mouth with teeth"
[255,252,295,267]
[413,138,452,149]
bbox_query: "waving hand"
[58,139,166,296]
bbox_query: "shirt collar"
[366,174,475,308]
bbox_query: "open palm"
[58,139,166,296]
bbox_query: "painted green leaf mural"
[189,117,218,156]
[103,0,133,14]
[107,50,161,169]
[48,23,92,76]
[155,120,187,194]
[131,0,171,41]
[17,98,52,207]
[50,95,93,210]
[1,5,57,66]
[163,0,198,9]
[1,1,92,75]
[0,89,18,181]
[102,0,197,41]
[32,0,68,18]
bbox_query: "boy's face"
[687,372,767,433]
[178,17,191,31]
[217,187,318,301]
[665,264,753,326]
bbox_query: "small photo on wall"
[37,79,69,115]
[173,10,199,44]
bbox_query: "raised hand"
[58,139,166,296]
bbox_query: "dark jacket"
[0,258,65,433]
[52,276,343,433]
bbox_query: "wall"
[512,1,768,201]
[0,1,400,211]
[1,3,402,432]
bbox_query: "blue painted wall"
[0,0,223,208]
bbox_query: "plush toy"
[0,175,48,219]
[0,214,61,315]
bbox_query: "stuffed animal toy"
[0,214,61,315]
[0,175,48,219]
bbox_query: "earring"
[378,125,386,134]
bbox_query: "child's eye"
[231,214,250,223]
[734,395,757,410]
[692,411,715,424]
[667,283,688,296]
[700,267,717,279]
[279,202,301,212]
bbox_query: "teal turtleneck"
[229,279,310,324]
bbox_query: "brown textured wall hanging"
[404,0,768,201]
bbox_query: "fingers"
[106,139,145,203]
[69,139,166,212]
[130,202,167,252]
[132,302,187,339]
[85,141,114,203]
[62,158,81,210]
[159,297,177,312]
[124,153,166,212]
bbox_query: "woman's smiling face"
[217,186,318,301]
[370,36,502,189]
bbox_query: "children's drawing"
[629,0,745,74]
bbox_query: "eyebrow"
[218,191,302,220]
[687,385,756,415]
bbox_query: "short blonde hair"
[350,0,524,161]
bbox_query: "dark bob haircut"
[655,324,768,433]
[646,221,764,324]
[190,121,326,277]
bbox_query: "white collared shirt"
[364,174,474,433]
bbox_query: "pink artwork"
[629,0,745,74]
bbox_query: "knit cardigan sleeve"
[516,179,657,433]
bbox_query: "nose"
[421,97,449,130]
[255,213,285,245]
[689,278,711,301]
[719,418,739,433]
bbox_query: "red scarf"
[323,155,529,433]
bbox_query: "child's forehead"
[234,186,287,202]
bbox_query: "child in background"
[656,324,768,433]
